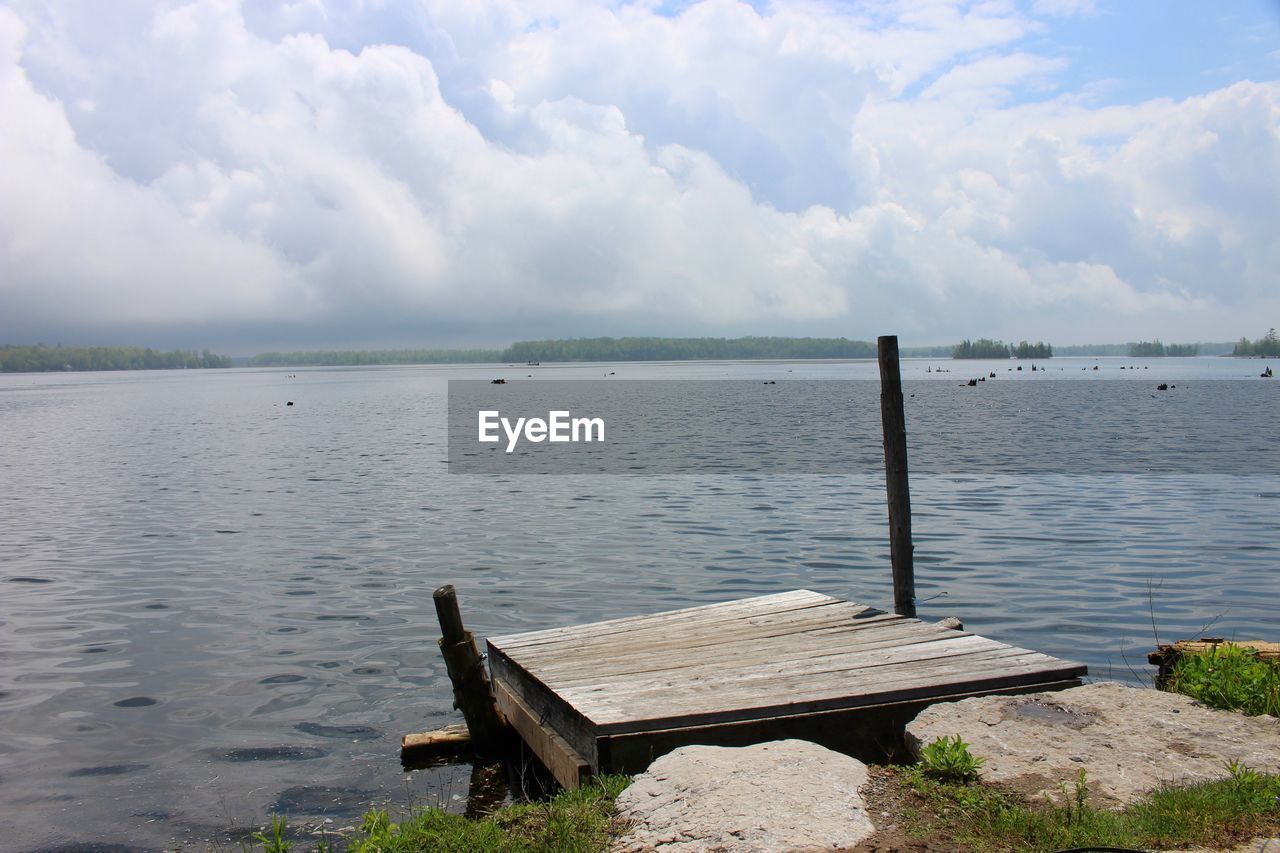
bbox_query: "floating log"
[433,585,512,757]
[401,723,472,760]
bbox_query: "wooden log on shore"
[877,335,916,618]
[433,585,512,757]
[1147,638,1280,683]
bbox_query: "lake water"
[2,357,1278,849]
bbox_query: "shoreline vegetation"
[1233,328,1280,357]
[247,766,1280,852]
[952,338,1053,359]
[0,343,232,372]
[246,347,507,367]
[0,335,1249,372]
[244,649,1280,851]
[239,335,1239,366]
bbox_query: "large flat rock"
[906,681,1280,806]
[611,739,874,852]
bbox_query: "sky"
[1,0,1278,353]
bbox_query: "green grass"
[252,775,631,853]
[1164,643,1280,716]
[895,761,1280,852]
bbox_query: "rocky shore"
[608,682,1280,852]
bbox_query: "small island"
[1233,329,1280,357]
[952,339,1052,359]
[1128,340,1200,357]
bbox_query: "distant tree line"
[247,348,503,366]
[898,344,954,358]
[1053,343,1129,356]
[234,333,1243,368]
[952,339,1053,359]
[500,336,878,362]
[952,338,1012,359]
[1011,340,1052,359]
[1233,329,1280,357]
[0,344,232,372]
[1128,340,1200,357]
[1055,341,1233,356]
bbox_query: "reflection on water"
[0,358,1277,849]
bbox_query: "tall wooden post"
[433,585,510,756]
[877,335,916,618]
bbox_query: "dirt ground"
[851,765,968,852]
[849,765,1280,853]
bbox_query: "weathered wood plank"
[503,602,893,654]
[528,629,973,690]
[514,613,925,676]
[504,608,906,669]
[532,621,982,688]
[557,634,1017,708]
[488,643,600,767]
[574,646,1080,715]
[493,680,591,790]
[586,652,1087,733]
[598,678,1084,773]
[492,590,832,649]
[490,589,845,649]
[493,589,831,642]
[569,648,1079,722]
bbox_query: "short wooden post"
[433,585,509,756]
[877,335,916,618]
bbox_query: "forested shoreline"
[2,334,1259,372]
[0,344,232,372]
[952,339,1053,359]
[1232,329,1280,357]
[1127,340,1200,357]
[502,336,879,362]
[246,348,504,366]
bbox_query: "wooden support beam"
[433,584,511,757]
[877,335,916,618]
[494,681,590,790]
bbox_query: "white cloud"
[921,52,1066,106]
[1032,0,1096,16]
[0,6,300,329]
[0,0,1277,349]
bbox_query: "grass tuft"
[896,761,1280,852]
[340,774,630,853]
[250,814,292,853]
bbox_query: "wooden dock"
[486,589,1087,788]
